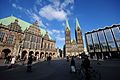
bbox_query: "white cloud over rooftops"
[47,29,65,41]
[12,3,23,10]
[39,5,67,21]
[39,0,74,21]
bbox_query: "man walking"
[26,54,33,72]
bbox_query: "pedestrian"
[8,56,16,69]
[81,55,90,71]
[4,54,11,64]
[36,54,39,61]
[16,54,20,62]
[66,56,69,62]
[4,54,8,64]
[26,54,33,72]
[70,56,76,73]
[22,55,26,65]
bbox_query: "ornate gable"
[25,21,41,36]
[8,19,22,32]
[44,32,49,40]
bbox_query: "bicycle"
[77,67,101,80]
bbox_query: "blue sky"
[0,0,120,49]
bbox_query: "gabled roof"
[0,16,52,40]
[75,18,81,30]
[0,16,31,31]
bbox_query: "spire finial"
[76,18,81,30]
[65,19,70,30]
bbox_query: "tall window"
[86,34,94,52]
[104,29,116,50]
[104,29,114,42]
[37,37,40,43]
[7,35,14,44]
[112,27,120,48]
[0,31,5,42]
[44,43,46,49]
[98,31,108,51]
[33,36,36,42]
[112,27,120,41]
[48,44,50,49]
[92,32,100,51]
[25,34,30,41]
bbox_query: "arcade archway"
[40,52,44,58]
[2,49,11,58]
[21,50,27,59]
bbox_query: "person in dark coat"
[70,57,75,66]
[70,56,76,73]
[81,55,90,71]
[26,54,33,72]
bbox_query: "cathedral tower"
[64,19,84,57]
[75,18,84,53]
[65,19,71,56]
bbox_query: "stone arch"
[49,53,52,56]
[35,52,39,56]
[45,52,48,57]
[21,50,27,59]
[29,51,34,56]
[2,48,11,58]
[53,53,55,55]
[40,52,44,58]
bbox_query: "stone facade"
[64,19,84,56]
[0,16,57,59]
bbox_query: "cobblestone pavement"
[0,58,120,80]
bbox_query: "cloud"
[56,36,65,41]
[11,2,46,28]
[26,9,46,28]
[39,5,67,21]
[47,30,53,35]
[35,0,42,6]
[61,30,64,33]
[47,29,60,35]
[70,6,74,10]
[47,29,65,41]
[49,0,60,7]
[52,29,60,33]
[62,22,65,26]
[45,23,49,26]
[12,3,23,10]
[61,0,74,9]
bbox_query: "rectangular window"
[108,42,117,51]
[6,35,14,44]
[104,29,114,42]
[0,31,5,42]
[112,27,120,41]
[104,29,117,51]
[92,32,101,51]
[86,34,94,52]
[117,42,120,51]
[98,31,108,52]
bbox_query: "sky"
[0,0,120,50]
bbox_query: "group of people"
[3,53,53,72]
[68,54,90,74]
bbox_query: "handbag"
[71,66,76,72]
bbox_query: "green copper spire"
[76,18,81,30]
[65,19,70,30]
